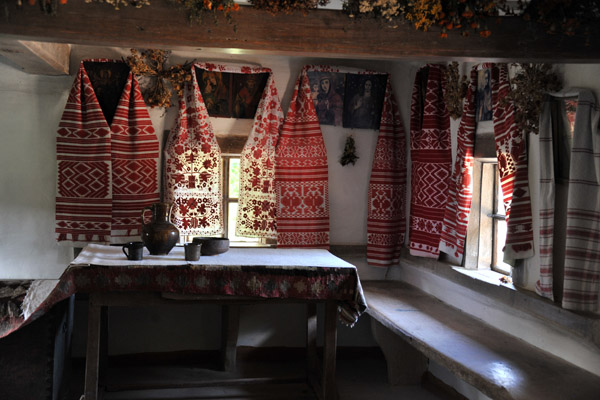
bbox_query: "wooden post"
[306,303,319,393]
[220,304,240,372]
[323,300,338,400]
[84,294,101,400]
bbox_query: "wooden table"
[69,245,366,400]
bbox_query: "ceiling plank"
[0,40,70,75]
[0,1,599,63]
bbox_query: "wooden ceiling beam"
[0,1,599,63]
[0,39,70,75]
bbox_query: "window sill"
[387,248,600,351]
[452,267,516,290]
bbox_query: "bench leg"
[221,304,240,372]
[371,319,428,385]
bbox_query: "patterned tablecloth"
[1,245,367,339]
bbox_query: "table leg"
[323,300,338,400]
[84,294,101,400]
[306,303,318,374]
[220,304,240,372]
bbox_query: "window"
[465,159,511,275]
[222,155,266,246]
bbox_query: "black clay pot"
[192,237,230,256]
[141,202,180,255]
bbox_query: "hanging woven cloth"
[408,64,452,258]
[164,64,223,236]
[439,66,478,263]
[56,59,160,246]
[276,66,330,248]
[440,63,534,264]
[164,63,282,238]
[235,68,283,238]
[491,64,534,262]
[366,76,407,266]
[537,90,600,311]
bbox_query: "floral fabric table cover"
[1,245,367,338]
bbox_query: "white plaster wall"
[0,62,74,278]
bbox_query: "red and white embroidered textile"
[164,64,224,237]
[276,66,330,248]
[56,59,160,246]
[491,64,534,261]
[235,68,284,238]
[366,77,407,266]
[439,66,478,263]
[408,64,452,258]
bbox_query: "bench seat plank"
[363,280,600,400]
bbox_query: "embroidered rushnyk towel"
[56,59,160,246]
[366,75,407,266]
[408,64,452,258]
[439,66,477,263]
[440,63,534,264]
[491,64,534,262]
[276,66,330,248]
[235,66,283,239]
[164,63,282,238]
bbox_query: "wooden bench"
[363,280,600,400]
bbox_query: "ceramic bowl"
[192,237,230,255]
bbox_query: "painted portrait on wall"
[197,69,232,117]
[307,71,345,126]
[476,67,493,122]
[343,74,387,130]
[232,72,269,119]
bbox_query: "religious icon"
[307,71,345,126]
[343,74,387,130]
[232,73,269,119]
[197,69,231,117]
[476,67,493,122]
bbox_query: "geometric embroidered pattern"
[409,64,452,259]
[367,75,407,266]
[56,59,160,245]
[276,65,331,248]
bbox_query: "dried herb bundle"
[506,64,562,135]
[444,61,468,120]
[250,0,329,14]
[83,0,150,10]
[126,49,193,109]
[174,0,240,25]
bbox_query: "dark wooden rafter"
[1,1,600,62]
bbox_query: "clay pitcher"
[141,202,180,255]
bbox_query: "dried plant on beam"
[444,61,468,120]
[126,49,193,109]
[249,0,329,14]
[505,64,562,135]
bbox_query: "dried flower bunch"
[344,0,499,37]
[443,61,468,119]
[519,0,600,38]
[505,63,562,135]
[83,0,150,10]
[249,0,330,15]
[174,0,240,24]
[126,49,193,109]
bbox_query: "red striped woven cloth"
[439,66,478,263]
[537,90,600,311]
[366,76,407,266]
[164,64,224,237]
[276,66,330,248]
[408,64,452,258]
[235,67,283,239]
[491,64,534,261]
[56,59,160,245]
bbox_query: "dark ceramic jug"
[141,202,180,255]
